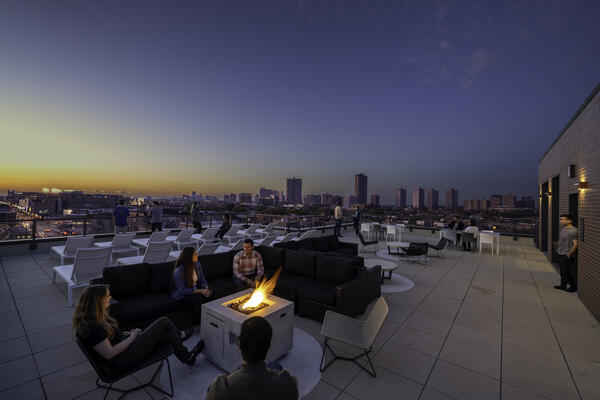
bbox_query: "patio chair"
[76,338,173,400]
[51,236,94,265]
[191,227,220,243]
[398,242,429,265]
[385,225,397,242]
[239,224,262,239]
[360,223,371,240]
[272,232,297,245]
[52,247,112,306]
[116,241,172,266]
[222,224,243,245]
[255,222,277,238]
[358,232,378,253]
[196,242,220,255]
[395,224,405,241]
[166,228,199,250]
[372,224,383,240]
[428,237,448,258]
[320,297,388,377]
[440,229,457,246]
[132,231,170,249]
[461,232,476,252]
[292,229,316,241]
[214,239,244,254]
[479,232,495,254]
[255,235,277,247]
[94,233,138,263]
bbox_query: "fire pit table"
[200,288,294,372]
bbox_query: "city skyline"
[1,1,599,201]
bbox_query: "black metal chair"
[399,242,428,264]
[358,232,378,253]
[76,339,174,400]
[428,238,448,258]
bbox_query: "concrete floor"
[1,231,599,399]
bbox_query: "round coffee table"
[364,259,399,283]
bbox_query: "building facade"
[445,188,458,209]
[503,193,516,208]
[426,189,439,209]
[286,177,302,205]
[354,174,368,205]
[395,188,407,208]
[370,194,380,206]
[412,187,424,208]
[538,82,600,322]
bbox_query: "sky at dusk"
[1,0,599,203]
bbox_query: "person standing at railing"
[334,201,343,237]
[191,202,203,233]
[150,202,163,232]
[113,199,129,234]
[352,209,361,235]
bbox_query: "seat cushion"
[297,281,337,306]
[316,255,356,285]
[274,273,312,297]
[326,235,342,249]
[199,251,234,280]
[330,246,356,256]
[256,246,285,271]
[208,277,242,298]
[274,241,299,250]
[284,250,316,279]
[298,239,315,251]
[115,293,179,327]
[148,262,174,293]
[311,237,330,252]
[103,264,150,298]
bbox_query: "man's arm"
[232,254,245,281]
[568,239,578,259]
[255,253,264,280]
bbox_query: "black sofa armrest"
[107,298,121,321]
[339,241,358,255]
[363,265,381,305]
[335,272,366,317]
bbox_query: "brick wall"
[539,85,600,322]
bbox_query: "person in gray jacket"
[206,316,298,400]
[150,202,163,232]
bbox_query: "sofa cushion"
[316,255,356,285]
[284,250,317,279]
[103,264,150,298]
[256,246,285,271]
[311,237,330,252]
[199,252,234,280]
[148,262,174,293]
[297,281,337,306]
[330,246,356,256]
[115,293,179,326]
[326,235,342,249]
[275,273,313,297]
[275,241,299,250]
[208,277,242,298]
[298,239,315,251]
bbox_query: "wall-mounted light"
[545,191,552,197]
[578,181,589,190]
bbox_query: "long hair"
[173,247,196,289]
[73,285,118,340]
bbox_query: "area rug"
[154,327,322,399]
[380,273,415,293]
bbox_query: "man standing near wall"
[554,214,578,293]
[334,202,343,237]
[113,199,129,234]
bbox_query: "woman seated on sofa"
[170,247,213,324]
[74,285,204,370]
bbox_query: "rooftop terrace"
[1,229,599,399]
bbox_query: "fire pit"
[201,289,294,372]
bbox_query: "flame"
[242,267,282,309]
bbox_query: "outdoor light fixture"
[578,181,589,190]
[545,191,552,197]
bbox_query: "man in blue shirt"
[114,199,130,234]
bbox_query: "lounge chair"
[272,232,297,246]
[398,242,429,264]
[222,224,243,245]
[428,237,448,258]
[292,229,317,241]
[51,236,94,265]
[238,224,262,239]
[94,233,138,263]
[132,231,170,249]
[52,247,112,306]
[255,222,277,238]
[191,227,220,244]
[166,228,199,250]
[116,241,172,266]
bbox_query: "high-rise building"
[395,188,407,208]
[229,193,237,203]
[521,196,535,209]
[343,194,357,208]
[370,194,380,206]
[445,188,458,209]
[286,177,302,205]
[303,194,322,205]
[426,189,439,209]
[354,174,368,205]
[465,199,481,211]
[479,199,489,210]
[412,187,424,208]
[490,194,503,209]
[503,193,516,208]
[238,193,252,204]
